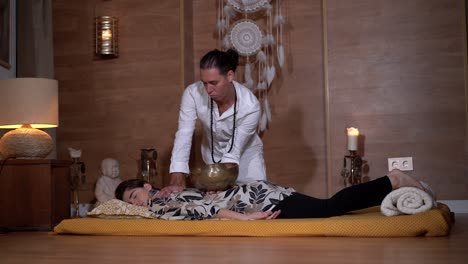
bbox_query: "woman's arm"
[213,209,281,220]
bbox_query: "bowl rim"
[189,163,239,191]
[190,163,239,174]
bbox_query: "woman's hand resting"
[245,210,281,220]
[214,209,281,220]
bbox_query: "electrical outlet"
[387,157,413,171]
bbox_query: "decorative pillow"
[87,199,154,219]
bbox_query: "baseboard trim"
[438,200,468,214]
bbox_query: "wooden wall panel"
[261,0,327,197]
[53,0,183,202]
[326,0,467,198]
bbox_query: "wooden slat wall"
[326,0,467,197]
[52,0,467,202]
[53,0,183,201]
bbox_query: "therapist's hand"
[151,173,186,198]
[154,185,183,198]
[170,172,187,188]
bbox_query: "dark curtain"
[17,0,54,78]
[15,0,56,158]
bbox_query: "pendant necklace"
[210,88,237,163]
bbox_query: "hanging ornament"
[274,0,285,68]
[223,4,237,19]
[229,20,263,56]
[274,13,285,26]
[263,2,273,16]
[216,19,228,34]
[226,0,270,13]
[256,50,267,63]
[277,45,285,68]
[243,62,254,90]
[222,35,232,49]
[264,97,272,123]
[259,110,268,132]
[257,81,267,91]
[266,65,275,86]
[217,0,285,132]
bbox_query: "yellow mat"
[53,203,453,237]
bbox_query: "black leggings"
[273,176,392,218]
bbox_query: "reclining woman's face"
[122,183,152,206]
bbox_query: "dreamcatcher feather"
[223,5,236,20]
[217,0,224,45]
[243,61,254,90]
[216,19,228,34]
[259,109,268,132]
[274,0,285,68]
[256,50,267,63]
[222,35,232,49]
[264,97,272,123]
[265,2,276,90]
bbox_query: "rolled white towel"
[381,186,436,216]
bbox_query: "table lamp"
[0,78,58,159]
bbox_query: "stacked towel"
[381,185,437,216]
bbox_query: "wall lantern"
[95,16,118,58]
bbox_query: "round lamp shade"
[0,78,58,129]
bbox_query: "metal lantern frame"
[95,16,118,58]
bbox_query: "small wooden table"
[0,159,71,231]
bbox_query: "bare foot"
[387,169,424,190]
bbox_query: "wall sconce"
[95,16,118,58]
[0,78,59,159]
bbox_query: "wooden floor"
[1,214,467,264]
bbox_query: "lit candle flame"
[347,127,359,136]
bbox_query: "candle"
[347,127,359,151]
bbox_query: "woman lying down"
[114,169,429,220]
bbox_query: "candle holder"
[70,157,86,218]
[341,150,362,186]
[139,148,158,186]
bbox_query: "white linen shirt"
[169,81,266,182]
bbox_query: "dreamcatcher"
[216,0,285,132]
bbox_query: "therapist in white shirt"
[169,49,267,188]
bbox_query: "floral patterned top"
[148,181,296,220]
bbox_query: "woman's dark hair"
[115,179,146,200]
[199,49,239,75]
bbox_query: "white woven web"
[229,20,263,56]
[226,0,270,13]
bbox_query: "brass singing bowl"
[190,163,239,191]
